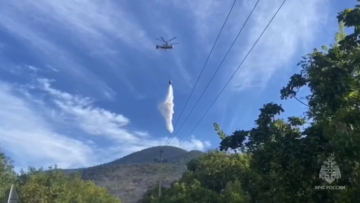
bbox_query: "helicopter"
[155,37,179,50]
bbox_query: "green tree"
[181,151,250,194]
[220,180,250,203]
[162,180,220,203]
[281,2,360,201]
[17,165,121,203]
[218,1,360,202]
[0,146,17,200]
[138,151,251,203]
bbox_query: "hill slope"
[64,146,203,203]
[107,146,188,165]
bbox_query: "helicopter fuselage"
[156,44,174,49]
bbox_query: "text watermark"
[314,185,346,190]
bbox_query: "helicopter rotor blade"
[160,37,166,43]
[168,37,177,42]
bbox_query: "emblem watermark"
[315,155,346,190]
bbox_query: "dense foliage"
[138,2,360,203]
[0,152,121,203]
[0,147,17,201]
[138,152,251,203]
[16,166,121,203]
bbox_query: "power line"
[162,0,237,146]
[294,96,309,107]
[167,0,260,146]
[294,89,309,107]
[179,0,287,147]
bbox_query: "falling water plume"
[159,84,174,133]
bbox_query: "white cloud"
[0,82,93,169]
[133,131,150,138]
[37,78,138,143]
[0,12,116,100]
[0,0,156,99]
[0,78,210,169]
[179,136,212,150]
[0,0,154,54]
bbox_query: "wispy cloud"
[0,0,154,53]
[0,0,157,99]
[0,12,116,99]
[230,0,331,91]
[37,78,137,143]
[0,76,210,169]
[0,82,93,169]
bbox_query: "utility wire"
[294,89,309,107]
[167,0,260,146]
[162,0,237,146]
[179,0,287,147]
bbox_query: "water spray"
[159,81,174,133]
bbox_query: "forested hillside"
[68,146,203,203]
[0,146,203,203]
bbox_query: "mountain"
[63,146,203,203]
[107,146,189,165]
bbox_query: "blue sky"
[0,0,355,170]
